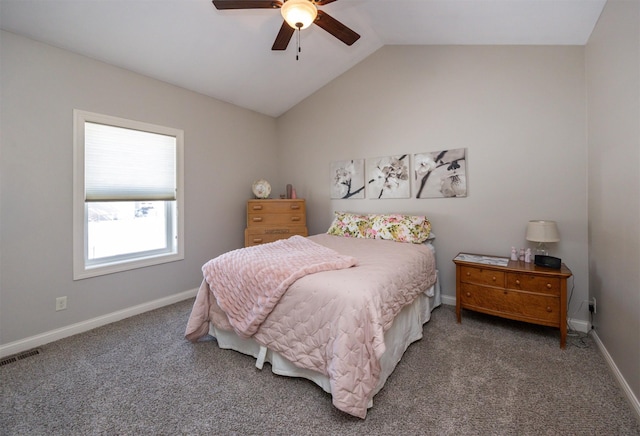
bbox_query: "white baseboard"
[441,294,456,306]
[567,317,590,333]
[0,288,198,359]
[590,329,640,422]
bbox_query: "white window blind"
[85,122,177,201]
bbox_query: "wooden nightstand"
[453,253,573,348]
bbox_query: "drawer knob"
[546,283,552,289]
[492,276,497,281]
[466,272,471,277]
[515,279,521,285]
[252,238,263,243]
[252,217,263,222]
[546,306,552,312]
[291,216,301,222]
[252,205,263,210]
[466,292,471,297]
[290,204,300,210]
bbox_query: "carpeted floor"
[1,299,639,435]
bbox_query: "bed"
[185,213,439,419]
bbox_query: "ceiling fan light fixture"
[281,0,318,30]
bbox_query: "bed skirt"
[208,270,441,408]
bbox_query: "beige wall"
[0,30,279,345]
[586,0,640,404]
[277,45,589,325]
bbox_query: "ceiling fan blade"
[212,0,282,10]
[272,20,295,50]
[314,10,360,46]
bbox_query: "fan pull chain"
[296,27,301,61]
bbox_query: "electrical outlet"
[592,297,596,314]
[55,296,67,311]
[588,297,597,314]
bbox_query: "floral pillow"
[369,214,431,244]
[327,212,431,244]
[327,212,372,238]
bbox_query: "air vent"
[0,348,41,367]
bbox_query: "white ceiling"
[0,0,606,117]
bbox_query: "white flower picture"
[366,154,410,199]
[413,148,468,198]
[331,159,365,199]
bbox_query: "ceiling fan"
[212,0,361,51]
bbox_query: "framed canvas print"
[366,154,410,199]
[413,148,467,198]
[331,159,365,199]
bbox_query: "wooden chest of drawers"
[453,253,572,348]
[244,199,308,247]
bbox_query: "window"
[73,110,184,279]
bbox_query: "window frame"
[73,109,184,280]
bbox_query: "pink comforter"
[185,234,437,419]
[199,235,357,337]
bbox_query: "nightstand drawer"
[460,283,560,325]
[506,273,560,295]
[460,266,505,287]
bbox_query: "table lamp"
[526,220,560,256]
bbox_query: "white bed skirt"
[209,270,441,407]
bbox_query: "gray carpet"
[1,299,639,435]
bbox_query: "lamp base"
[535,242,549,256]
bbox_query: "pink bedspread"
[196,235,357,338]
[185,234,437,419]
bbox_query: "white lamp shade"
[281,0,318,30]
[526,220,560,243]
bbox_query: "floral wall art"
[331,149,468,200]
[366,154,411,199]
[413,148,467,198]
[330,159,365,199]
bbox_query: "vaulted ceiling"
[0,0,606,117]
